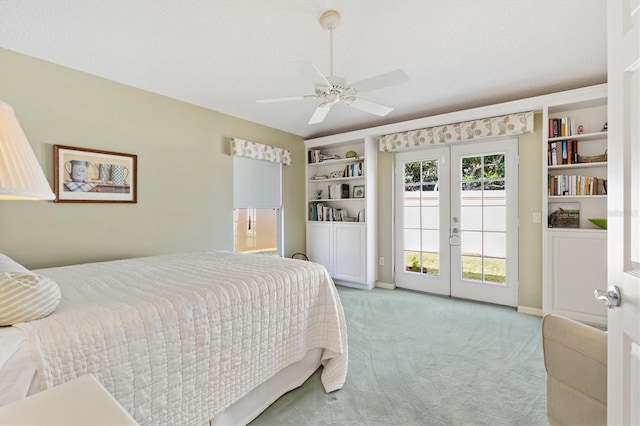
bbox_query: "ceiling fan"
[256,10,409,124]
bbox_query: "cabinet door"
[333,223,366,283]
[307,222,333,275]
[544,230,607,325]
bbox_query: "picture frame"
[54,145,137,203]
[353,185,365,198]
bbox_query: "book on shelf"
[548,202,580,228]
[328,183,350,199]
[308,149,321,164]
[341,184,350,198]
[548,140,579,165]
[342,162,363,177]
[549,116,578,138]
[308,202,353,222]
[548,174,606,196]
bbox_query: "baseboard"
[375,281,396,290]
[518,306,543,317]
[334,280,374,290]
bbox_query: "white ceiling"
[0,0,607,139]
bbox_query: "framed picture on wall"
[353,185,365,198]
[53,145,137,203]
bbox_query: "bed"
[0,251,348,425]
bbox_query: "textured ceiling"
[0,0,607,139]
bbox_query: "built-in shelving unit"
[305,137,377,289]
[542,86,608,326]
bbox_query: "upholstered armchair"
[542,314,607,425]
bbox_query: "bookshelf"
[542,87,608,326]
[305,137,377,289]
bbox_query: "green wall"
[1,47,544,310]
[0,48,305,268]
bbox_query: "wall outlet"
[379,257,384,266]
[532,212,541,224]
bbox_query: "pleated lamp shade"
[0,101,55,200]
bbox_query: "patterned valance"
[230,138,292,165]
[378,111,534,152]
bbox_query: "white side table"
[0,374,137,425]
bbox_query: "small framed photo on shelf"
[548,202,580,228]
[353,185,365,198]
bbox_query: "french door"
[394,139,518,307]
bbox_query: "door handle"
[594,285,621,309]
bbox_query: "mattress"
[2,251,348,425]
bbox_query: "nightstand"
[0,374,137,425]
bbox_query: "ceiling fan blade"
[309,104,332,124]
[294,62,331,87]
[350,69,409,94]
[346,97,393,117]
[256,95,318,104]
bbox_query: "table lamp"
[0,101,55,200]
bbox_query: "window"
[233,208,279,255]
[232,156,283,255]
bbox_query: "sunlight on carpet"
[251,287,547,426]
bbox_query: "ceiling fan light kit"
[319,10,341,30]
[256,10,408,124]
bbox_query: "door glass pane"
[462,157,482,180]
[405,251,423,273]
[422,252,440,276]
[421,207,439,229]
[462,206,482,231]
[421,230,439,252]
[462,255,482,281]
[461,231,482,256]
[483,232,505,258]
[484,154,505,178]
[459,152,508,284]
[483,206,506,232]
[404,207,420,228]
[484,258,506,284]
[404,229,421,251]
[403,160,440,276]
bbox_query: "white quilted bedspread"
[16,251,348,425]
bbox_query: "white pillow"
[0,254,61,326]
[0,253,31,274]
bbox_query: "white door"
[395,148,451,295]
[450,140,519,307]
[606,1,640,423]
[395,139,518,307]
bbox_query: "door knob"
[594,285,621,309]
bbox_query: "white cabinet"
[307,222,366,284]
[305,137,377,289]
[542,85,608,326]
